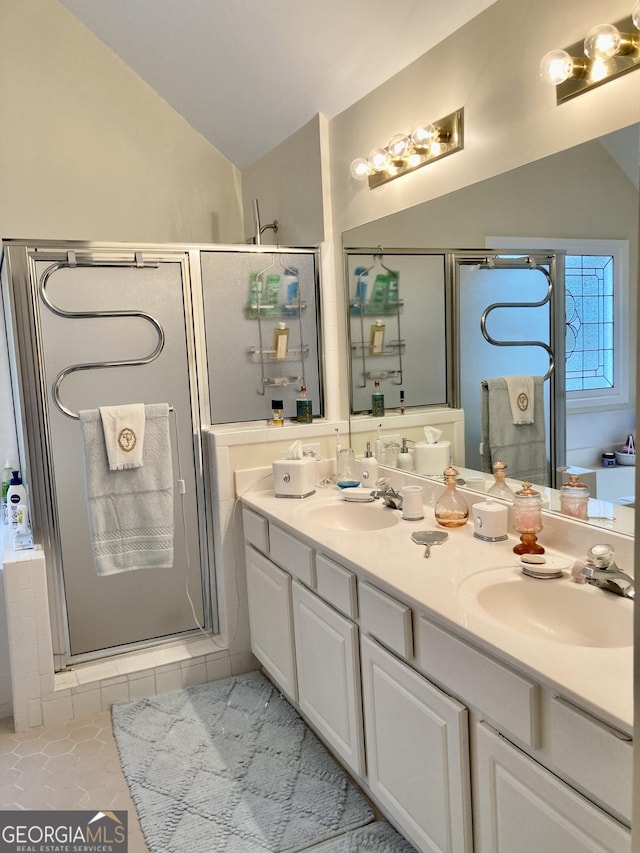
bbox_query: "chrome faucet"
[580,544,635,600]
[371,477,403,510]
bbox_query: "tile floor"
[0,711,149,852]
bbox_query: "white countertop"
[241,479,633,735]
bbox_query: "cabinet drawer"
[416,616,540,748]
[315,554,358,619]
[547,695,632,824]
[242,508,269,554]
[269,524,315,586]
[359,582,412,659]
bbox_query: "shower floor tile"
[0,711,148,852]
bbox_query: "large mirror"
[343,124,639,537]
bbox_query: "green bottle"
[386,270,399,307]
[296,386,313,424]
[372,381,385,417]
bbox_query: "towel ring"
[39,258,166,420]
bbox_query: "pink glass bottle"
[434,466,469,529]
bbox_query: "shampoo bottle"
[359,442,378,487]
[1,459,12,524]
[352,267,369,316]
[386,270,399,306]
[369,320,386,355]
[273,323,289,360]
[282,266,299,314]
[369,274,389,313]
[7,471,27,529]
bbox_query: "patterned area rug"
[112,671,375,853]
[307,822,416,851]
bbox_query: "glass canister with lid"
[512,481,544,555]
[560,473,590,520]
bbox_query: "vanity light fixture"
[349,109,464,189]
[540,6,640,103]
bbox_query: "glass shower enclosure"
[2,240,322,669]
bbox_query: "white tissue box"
[272,458,316,498]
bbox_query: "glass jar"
[560,473,589,520]
[271,399,284,426]
[487,459,515,501]
[336,448,359,489]
[434,466,469,528]
[512,482,544,555]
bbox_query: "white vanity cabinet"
[243,509,365,776]
[473,722,631,853]
[292,580,365,777]
[241,502,632,853]
[360,634,473,853]
[244,544,298,701]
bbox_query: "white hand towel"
[80,404,173,575]
[99,404,146,470]
[503,376,535,425]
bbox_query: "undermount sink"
[299,500,400,531]
[458,568,633,648]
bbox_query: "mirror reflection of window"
[489,237,629,412]
[566,253,614,392]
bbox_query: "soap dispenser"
[397,438,414,471]
[359,442,379,487]
[435,466,469,528]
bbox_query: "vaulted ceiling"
[58,0,497,169]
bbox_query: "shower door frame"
[449,249,566,488]
[2,239,217,670]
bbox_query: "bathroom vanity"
[240,480,632,853]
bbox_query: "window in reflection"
[566,253,614,392]
[489,236,630,412]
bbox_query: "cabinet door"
[292,581,365,777]
[360,635,472,853]
[474,722,631,853]
[245,545,297,701]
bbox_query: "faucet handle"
[587,543,615,568]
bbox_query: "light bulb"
[589,59,610,82]
[411,121,437,150]
[539,49,575,84]
[367,147,392,173]
[349,157,370,181]
[633,0,640,30]
[584,23,621,60]
[387,134,410,160]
